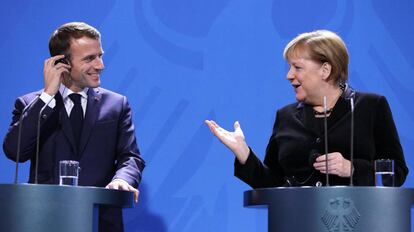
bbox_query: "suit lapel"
[292,103,320,137]
[78,88,101,156]
[326,97,351,131]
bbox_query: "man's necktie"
[69,93,83,151]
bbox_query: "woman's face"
[286,53,328,104]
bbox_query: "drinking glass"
[374,159,394,187]
[59,160,80,186]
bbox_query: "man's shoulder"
[90,87,130,107]
[17,89,43,104]
[92,87,124,97]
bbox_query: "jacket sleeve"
[3,95,56,162]
[353,95,408,186]
[112,96,145,188]
[234,111,285,188]
[372,96,408,186]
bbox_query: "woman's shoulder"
[277,102,302,115]
[355,91,387,104]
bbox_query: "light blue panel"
[0,0,413,231]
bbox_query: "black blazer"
[235,86,408,188]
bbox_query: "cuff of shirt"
[112,178,130,185]
[39,92,56,108]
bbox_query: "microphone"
[34,87,67,184]
[285,149,320,187]
[308,149,321,167]
[34,95,57,184]
[323,96,330,186]
[349,97,355,186]
[14,95,40,184]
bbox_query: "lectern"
[244,187,414,232]
[0,184,134,232]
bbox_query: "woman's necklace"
[313,90,342,117]
[313,108,333,116]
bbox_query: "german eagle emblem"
[321,197,361,232]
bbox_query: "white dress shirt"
[39,85,88,116]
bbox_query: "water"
[375,172,394,187]
[59,176,78,186]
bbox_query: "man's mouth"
[88,73,100,78]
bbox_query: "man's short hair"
[48,22,101,59]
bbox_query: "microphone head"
[309,149,321,167]
[350,97,354,111]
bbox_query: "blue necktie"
[69,93,83,151]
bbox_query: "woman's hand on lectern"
[205,120,250,164]
[313,152,352,177]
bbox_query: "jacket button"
[316,137,321,143]
[42,114,47,119]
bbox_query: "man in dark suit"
[3,22,145,232]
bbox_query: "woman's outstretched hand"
[205,120,250,164]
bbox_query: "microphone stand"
[34,96,56,184]
[323,96,330,186]
[34,86,67,184]
[349,97,355,186]
[14,96,40,184]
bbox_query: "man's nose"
[94,57,104,70]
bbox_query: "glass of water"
[374,159,394,187]
[59,160,80,186]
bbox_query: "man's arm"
[3,55,69,162]
[3,94,56,162]
[105,96,145,202]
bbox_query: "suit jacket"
[235,86,408,188]
[3,87,145,232]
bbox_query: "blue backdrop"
[1,0,414,231]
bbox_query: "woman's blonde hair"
[283,30,349,84]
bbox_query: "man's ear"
[321,62,332,80]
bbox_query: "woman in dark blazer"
[205,30,408,187]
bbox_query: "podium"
[0,184,134,232]
[244,187,414,232]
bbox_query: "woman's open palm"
[205,120,250,163]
